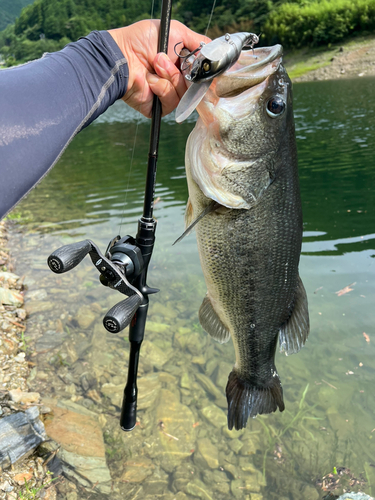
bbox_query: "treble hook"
[174,41,206,71]
[242,33,261,57]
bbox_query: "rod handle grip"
[47,240,91,274]
[120,399,137,431]
[103,295,142,334]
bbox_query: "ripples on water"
[9,77,375,500]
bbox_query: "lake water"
[8,76,375,500]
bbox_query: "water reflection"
[8,77,375,500]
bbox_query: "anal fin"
[279,274,310,355]
[199,294,231,344]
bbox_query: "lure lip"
[175,80,212,124]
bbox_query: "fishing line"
[205,0,217,37]
[118,0,156,235]
[119,0,216,234]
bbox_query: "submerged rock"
[146,320,170,334]
[174,328,204,356]
[228,438,243,454]
[186,479,213,500]
[58,449,111,493]
[27,289,48,301]
[155,389,196,468]
[141,341,172,370]
[138,374,162,410]
[25,300,53,315]
[215,361,233,388]
[43,403,111,494]
[101,383,123,408]
[180,372,192,390]
[200,404,227,428]
[120,457,155,483]
[202,470,230,494]
[172,463,197,492]
[195,373,222,400]
[74,305,97,329]
[35,330,68,352]
[195,438,219,469]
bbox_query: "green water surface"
[9,76,375,500]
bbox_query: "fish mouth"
[215,44,283,98]
[195,44,284,125]
[188,44,287,210]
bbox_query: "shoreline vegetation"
[1,0,375,79]
[286,34,375,82]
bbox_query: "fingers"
[154,52,186,99]
[146,71,180,116]
[145,52,187,116]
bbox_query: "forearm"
[0,30,128,219]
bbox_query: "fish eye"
[266,97,286,118]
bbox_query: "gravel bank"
[0,220,58,500]
[286,36,375,82]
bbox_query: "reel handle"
[103,294,142,333]
[47,240,91,274]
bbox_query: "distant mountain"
[0,0,35,31]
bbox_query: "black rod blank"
[120,0,173,431]
[143,0,173,221]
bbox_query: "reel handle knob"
[103,294,142,333]
[47,240,92,274]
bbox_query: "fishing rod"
[47,0,173,431]
[46,3,259,432]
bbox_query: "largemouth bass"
[183,45,310,430]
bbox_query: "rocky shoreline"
[286,36,375,83]
[0,220,59,499]
[0,221,113,499]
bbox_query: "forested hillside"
[0,0,34,31]
[1,0,375,66]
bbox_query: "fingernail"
[157,52,172,71]
[147,73,159,85]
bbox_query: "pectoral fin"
[185,198,194,227]
[173,200,220,245]
[279,275,310,355]
[199,294,231,344]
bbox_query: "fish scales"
[183,45,309,430]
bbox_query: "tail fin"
[226,370,285,430]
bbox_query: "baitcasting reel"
[47,232,158,334]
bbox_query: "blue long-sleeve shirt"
[0,30,128,219]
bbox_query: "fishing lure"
[175,32,259,123]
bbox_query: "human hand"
[108,20,210,117]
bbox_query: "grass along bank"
[284,33,375,82]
